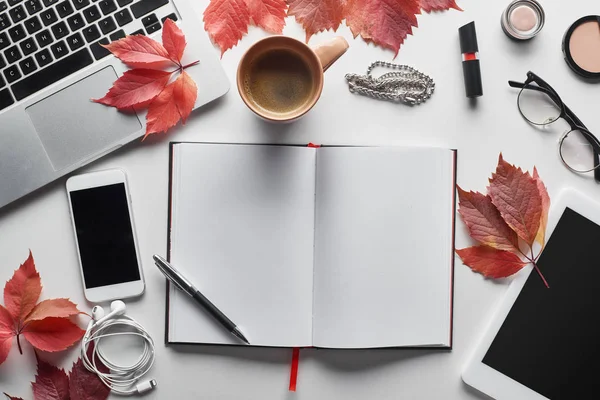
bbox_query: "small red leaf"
[346,0,421,57]
[4,251,42,322]
[92,69,172,110]
[22,317,85,352]
[204,0,250,55]
[246,0,287,34]
[173,70,197,124]
[144,82,179,137]
[287,0,344,42]
[162,18,187,63]
[457,245,528,279]
[0,305,15,365]
[32,354,70,400]
[457,186,520,252]
[25,298,81,323]
[3,394,24,400]
[533,167,550,247]
[103,35,173,68]
[420,0,462,12]
[488,154,542,246]
[69,350,110,400]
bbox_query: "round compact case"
[563,16,600,80]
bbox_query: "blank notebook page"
[312,147,455,348]
[168,143,316,347]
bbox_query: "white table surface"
[1,0,599,398]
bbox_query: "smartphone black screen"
[70,183,141,288]
[482,207,600,399]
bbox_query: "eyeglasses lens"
[560,129,600,173]
[518,85,562,125]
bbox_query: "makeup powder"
[510,5,538,32]
[563,16,600,79]
[501,0,545,40]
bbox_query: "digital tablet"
[462,188,600,400]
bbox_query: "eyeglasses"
[509,71,600,182]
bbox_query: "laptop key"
[97,0,115,15]
[34,28,51,46]
[56,1,74,18]
[34,46,51,66]
[161,12,176,23]
[98,15,115,34]
[40,9,57,26]
[113,8,131,26]
[50,20,68,38]
[82,4,99,22]
[116,0,130,6]
[71,0,89,9]
[0,31,9,50]
[66,31,83,49]
[0,12,10,31]
[7,0,21,6]
[3,65,20,83]
[24,0,42,14]
[0,88,14,110]
[0,1,6,11]
[3,44,20,62]
[67,12,84,30]
[0,73,4,87]
[0,53,5,68]
[129,28,143,35]
[89,36,108,59]
[19,36,35,54]
[24,16,41,34]
[131,0,167,19]
[8,24,25,41]
[18,55,35,74]
[9,5,25,23]
[41,0,58,6]
[11,47,92,100]
[108,28,123,41]
[140,13,156,28]
[145,21,159,34]
[50,39,67,58]
[82,23,98,42]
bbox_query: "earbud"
[92,300,126,327]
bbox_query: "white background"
[1,0,599,398]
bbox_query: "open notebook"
[166,143,456,349]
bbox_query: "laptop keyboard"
[0,0,177,111]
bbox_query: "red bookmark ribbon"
[289,347,300,391]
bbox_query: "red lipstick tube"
[459,22,483,98]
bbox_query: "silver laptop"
[0,0,229,208]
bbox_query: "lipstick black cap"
[459,21,483,98]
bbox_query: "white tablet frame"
[462,188,600,400]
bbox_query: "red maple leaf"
[456,154,551,287]
[94,18,199,138]
[0,252,84,366]
[204,0,460,56]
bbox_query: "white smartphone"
[66,169,145,303]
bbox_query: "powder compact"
[501,0,545,40]
[563,16,600,80]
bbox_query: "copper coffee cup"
[237,36,349,122]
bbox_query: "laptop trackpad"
[26,66,142,171]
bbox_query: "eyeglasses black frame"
[509,71,600,182]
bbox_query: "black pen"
[153,255,250,344]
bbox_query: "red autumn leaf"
[0,305,15,365]
[102,35,174,68]
[173,71,197,124]
[204,0,250,56]
[457,187,520,252]
[420,0,461,12]
[346,0,421,57]
[32,353,70,400]
[162,18,187,64]
[457,245,528,279]
[92,69,172,110]
[3,394,24,400]
[488,154,542,246]
[533,167,550,247]
[69,349,110,400]
[25,299,81,323]
[4,251,41,322]
[246,0,287,33]
[287,0,344,41]
[22,317,85,353]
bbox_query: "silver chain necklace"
[345,61,435,105]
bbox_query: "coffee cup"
[237,36,349,122]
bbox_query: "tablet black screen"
[483,207,600,399]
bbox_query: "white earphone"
[82,300,156,395]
